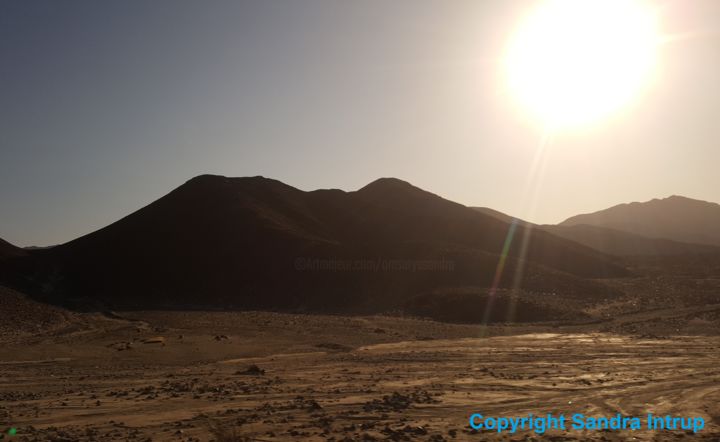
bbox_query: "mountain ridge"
[560,195,720,246]
[472,204,720,256]
[14,175,626,312]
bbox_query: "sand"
[0,309,719,441]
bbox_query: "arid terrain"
[3,179,720,441]
[6,0,720,437]
[1,282,720,442]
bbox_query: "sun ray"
[479,128,554,332]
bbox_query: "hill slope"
[543,224,720,256]
[0,285,73,340]
[21,175,625,312]
[471,207,530,226]
[560,196,720,246]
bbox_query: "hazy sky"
[2,0,720,246]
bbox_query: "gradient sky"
[2,0,720,246]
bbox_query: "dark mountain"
[473,206,720,257]
[20,175,626,312]
[0,238,25,259]
[560,195,720,246]
[0,238,27,289]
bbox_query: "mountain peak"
[186,173,228,182]
[176,175,299,197]
[183,174,275,186]
[660,195,718,205]
[355,177,457,212]
[358,177,416,192]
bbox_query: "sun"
[505,0,659,128]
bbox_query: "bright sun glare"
[505,0,660,128]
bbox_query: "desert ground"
[1,280,720,442]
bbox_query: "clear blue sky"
[2,0,720,246]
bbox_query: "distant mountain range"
[1,175,625,313]
[560,195,720,246]
[474,196,720,257]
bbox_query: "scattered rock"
[142,336,166,345]
[316,342,352,352]
[235,365,265,376]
